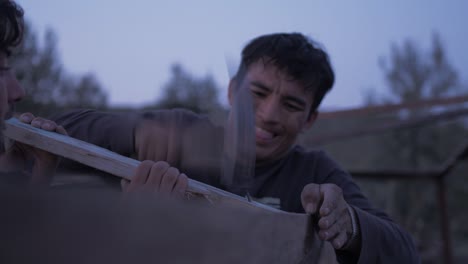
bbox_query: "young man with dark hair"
[0,0,69,184]
[53,33,420,263]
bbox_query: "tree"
[154,63,223,114]
[58,73,107,108]
[381,33,461,103]
[377,33,465,168]
[10,21,108,116]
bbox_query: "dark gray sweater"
[52,108,420,264]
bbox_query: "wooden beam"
[319,94,468,120]
[310,107,468,144]
[0,184,335,264]
[4,118,281,214]
[3,117,338,263]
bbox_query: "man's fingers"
[31,117,45,128]
[19,114,57,131]
[173,173,188,198]
[318,200,348,230]
[313,184,353,249]
[30,117,57,131]
[146,161,170,190]
[318,215,342,240]
[331,229,349,249]
[126,160,187,198]
[159,167,179,194]
[18,113,68,136]
[318,210,339,230]
[19,112,34,123]
[301,183,321,214]
[319,219,341,241]
[56,125,68,136]
[41,121,58,131]
[319,184,342,216]
[128,160,154,191]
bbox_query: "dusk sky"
[16,0,468,110]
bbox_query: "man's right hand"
[121,160,188,198]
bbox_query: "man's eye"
[251,90,266,98]
[285,103,302,111]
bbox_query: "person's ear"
[301,111,318,132]
[227,78,237,107]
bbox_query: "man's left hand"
[301,183,354,250]
[3,113,68,184]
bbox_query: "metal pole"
[437,177,452,264]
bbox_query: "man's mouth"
[255,126,277,144]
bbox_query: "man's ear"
[302,111,318,132]
[227,78,237,107]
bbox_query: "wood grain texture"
[4,117,282,213]
[0,185,337,264]
[3,118,337,262]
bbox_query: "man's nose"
[258,98,281,124]
[7,77,25,103]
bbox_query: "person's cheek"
[289,115,303,136]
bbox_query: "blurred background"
[13,0,468,263]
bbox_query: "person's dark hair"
[237,32,334,112]
[0,0,24,56]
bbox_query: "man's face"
[0,51,25,127]
[229,60,317,164]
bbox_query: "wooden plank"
[319,94,468,120]
[310,107,468,144]
[0,185,336,264]
[3,117,337,262]
[4,117,281,213]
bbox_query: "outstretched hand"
[301,183,356,250]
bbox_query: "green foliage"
[380,33,461,103]
[151,63,224,114]
[10,21,108,117]
[375,33,466,168]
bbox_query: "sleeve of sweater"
[50,108,224,185]
[316,151,420,264]
[51,109,139,158]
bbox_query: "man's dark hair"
[0,0,24,56]
[237,32,335,112]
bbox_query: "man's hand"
[1,113,68,184]
[301,183,355,250]
[121,160,188,198]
